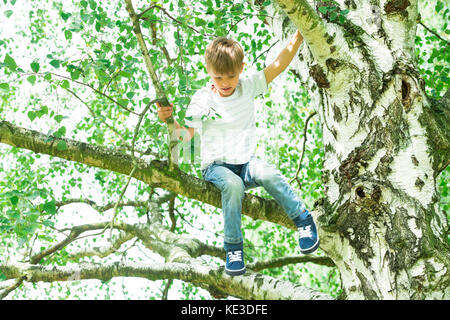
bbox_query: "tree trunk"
[267,0,450,299]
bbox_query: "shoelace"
[298,225,312,239]
[227,250,243,263]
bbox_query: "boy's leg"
[241,156,319,254]
[202,163,246,276]
[241,156,306,220]
[202,163,245,247]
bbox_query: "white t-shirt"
[184,70,268,169]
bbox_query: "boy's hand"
[156,101,174,123]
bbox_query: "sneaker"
[225,249,246,276]
[294,211,320,254]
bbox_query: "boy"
[156,30,319,276]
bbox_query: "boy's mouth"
[221,87,232,92]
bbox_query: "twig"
[37,72,140,115]
[252,40,279,67]
[125,0,178,170]
[30,223,110,264]
[109,96,154,240]
[290,111,317,188]
[419,21,450,45]
[108,166,137,241]
[69,232,135,260]
[247,254,335,272]
[138,3,216,38]
[168,196,176,232]
[0,276,26,300]
[161,279,173,300]
[55,198,148,212]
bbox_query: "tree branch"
[38,72,140,115]
[419,21,450,45]
[55,198,148,212]
[0,262,332,300]
[248,255,334,271]
[29,222,113,264]
[1,210,334,300]
[290,111,317,188]
[272,0,333,64]
[0,276,26,300]
[0,121,300,232]
[69,232,135,260]
[124,0,178,169]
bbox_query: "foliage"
[0,0,448,299]
[415,0,449,99]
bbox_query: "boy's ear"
[240,63,245,73]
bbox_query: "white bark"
[0,262,332,300]
[0,218,333,300]
[268,0,449,299]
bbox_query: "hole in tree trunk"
[402,79,411,107]
[356,186,365,198]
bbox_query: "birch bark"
[265,0,449,299]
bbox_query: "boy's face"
[207,64,244,97]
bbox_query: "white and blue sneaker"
[293,210,320,254]
[225,249,246,276]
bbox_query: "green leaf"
[61,79,70,89]
[54,115,64,123]
[64,29,72,40]
[30,61,40,73]
[37,105,48,118]
[330,12,337,21]
[56,140,67,151]
[4,54,17,71]
[435,1,444,13]
[27,75,36,85]
[50,59,60,69]
[0,83,9,91]
[27,111,37,122]
[10,195,19,205]
[88,0,97,10]
[4,10,13,18]
[60,11,71,21]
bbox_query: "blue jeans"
[202,156,307,249]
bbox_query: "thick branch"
[0,262,332,300]
[272,0,333,63]
[4,217,334,300]
[0,121,297,231]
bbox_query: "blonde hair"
[205,37,244,74]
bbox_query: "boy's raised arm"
[264,30,303,85]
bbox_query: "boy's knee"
[223,176,245,195]
[255,166,280,185]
